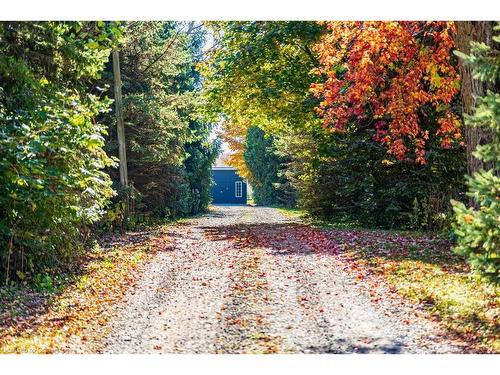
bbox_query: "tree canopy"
[312,21,462,164]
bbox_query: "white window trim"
[235,181,243,198]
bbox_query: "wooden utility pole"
[112,49,129,216]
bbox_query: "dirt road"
[103,205,464,354]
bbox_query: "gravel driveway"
[103,205,465,354]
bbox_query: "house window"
[235,181,242,198]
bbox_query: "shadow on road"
[201,222,339,256]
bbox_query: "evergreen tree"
[243,126,292,206]
[106,22,217,219]
[452,24,500,282]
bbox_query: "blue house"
[211,166,247,204]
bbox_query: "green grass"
[351,236,498,352]
[276,206,306,219]
[382,258,500,352]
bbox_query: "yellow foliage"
[219,118,252,180]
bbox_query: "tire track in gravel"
[213,246,282,353]
[208,207,291,353]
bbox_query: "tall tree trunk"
[455,21,495,176]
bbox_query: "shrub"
[0,22,120,284]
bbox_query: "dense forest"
[0,21,498,285]
[0,21,218,284]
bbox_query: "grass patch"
[381,258,500,352]
[276,207,307,219]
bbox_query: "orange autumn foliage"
[219,119,252,180]
[311,21,462,164]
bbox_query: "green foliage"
[202,21,322,207]
[452,24,500,282]
[33,273,55,293]
[243,126,293,206]
[105,22,217,220]
[184,121,220,214]
[277,122,465,230]
[0,22,121,284]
